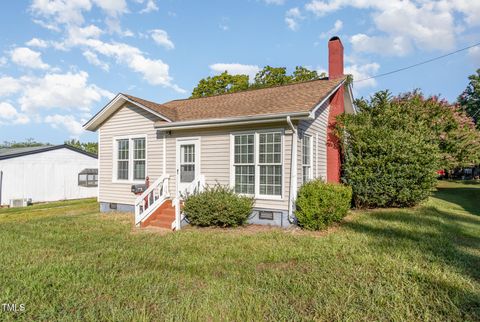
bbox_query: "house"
[83,36,355,229]
[0,145,98,206]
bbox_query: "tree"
[65,139,98,154]
[191,66,329,98]
[337,90,480,208]
[458,69,480,129]
[292,66,325,82]
[0,138,45,148]
[253,66,291,87]
[191,71,249,98]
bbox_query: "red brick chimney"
[328,36,344,79]
[326,36,344,183]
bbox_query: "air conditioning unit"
[9,198,29,208]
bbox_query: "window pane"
[181,145,195,163]
[134,160,145,180]
[303,166,311,184]
[259,133,281,165]
[233,134,254,165]
[133,138,145,160]
[118,139,129,160]
[234,165,255,194]
[117,160,128,180]
[259,165,282,196]
[180,164,195,182]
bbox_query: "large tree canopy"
[458,68,480,129]
[191,66,325,98]
[191,72,249,98]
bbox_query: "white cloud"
[0,77,22,97]
[264,0,285,5]
[30,0,92,27]
[468,46,480,64]
[10,47,50,70]
[345,62,380,89]
[44,114,85,137]
[320,19,342,39]
[83,50,109,71]
[139,0,158,13]
[69,37,184,91]
[92,0,127,16]
[25,38,48,48]
[150,29,174,50]
[0,102,30,124]
[350,33,413,56]
[209,63,261,82]
[285,7,303,31]
[18,71,114,113]
[30,2,183,93]
[305,0,475,55]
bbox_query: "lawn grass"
[0,181,479,321]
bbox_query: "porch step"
[140,199,176,229]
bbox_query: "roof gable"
[0,145,97,160]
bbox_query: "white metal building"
[0,145,98,206]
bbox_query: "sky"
[0,0,479,144]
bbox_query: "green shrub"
[337,90,441,208]
[183,184,254,227]
[295,179,352,230]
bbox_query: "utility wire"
[354,42,480,83]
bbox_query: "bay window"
[232,131,283,198]
[114,136,146,182]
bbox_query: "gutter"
[155,111,312,131]
[286,116,298,224]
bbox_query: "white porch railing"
[172,174,205,230]
[134,174,170,226]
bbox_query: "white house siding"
[0,148,97,205]
[165,122,293,211]
[98,104,164,205]
[98,104,294,212]
[297,101,330,188]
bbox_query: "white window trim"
[112,134,148,184]
[230,129,285,201]
[302,134,313,184]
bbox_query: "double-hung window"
[259,132,282,196]
[117,139,129,180]
[232,131,283,198]
[302,135,312,183]
[133,138,146,180]
[233,134,255,194]
[115,136,146,181]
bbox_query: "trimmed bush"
[295,179,352,230]
[337,91,441,208]
[183,184,254,227]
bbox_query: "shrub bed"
[183,184,254,227]
[295,179,352,230]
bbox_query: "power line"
[354,42,480,83]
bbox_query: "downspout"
[286,116,297,224]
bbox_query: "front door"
[176,138,200,195]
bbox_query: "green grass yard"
[0,181,479,321]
